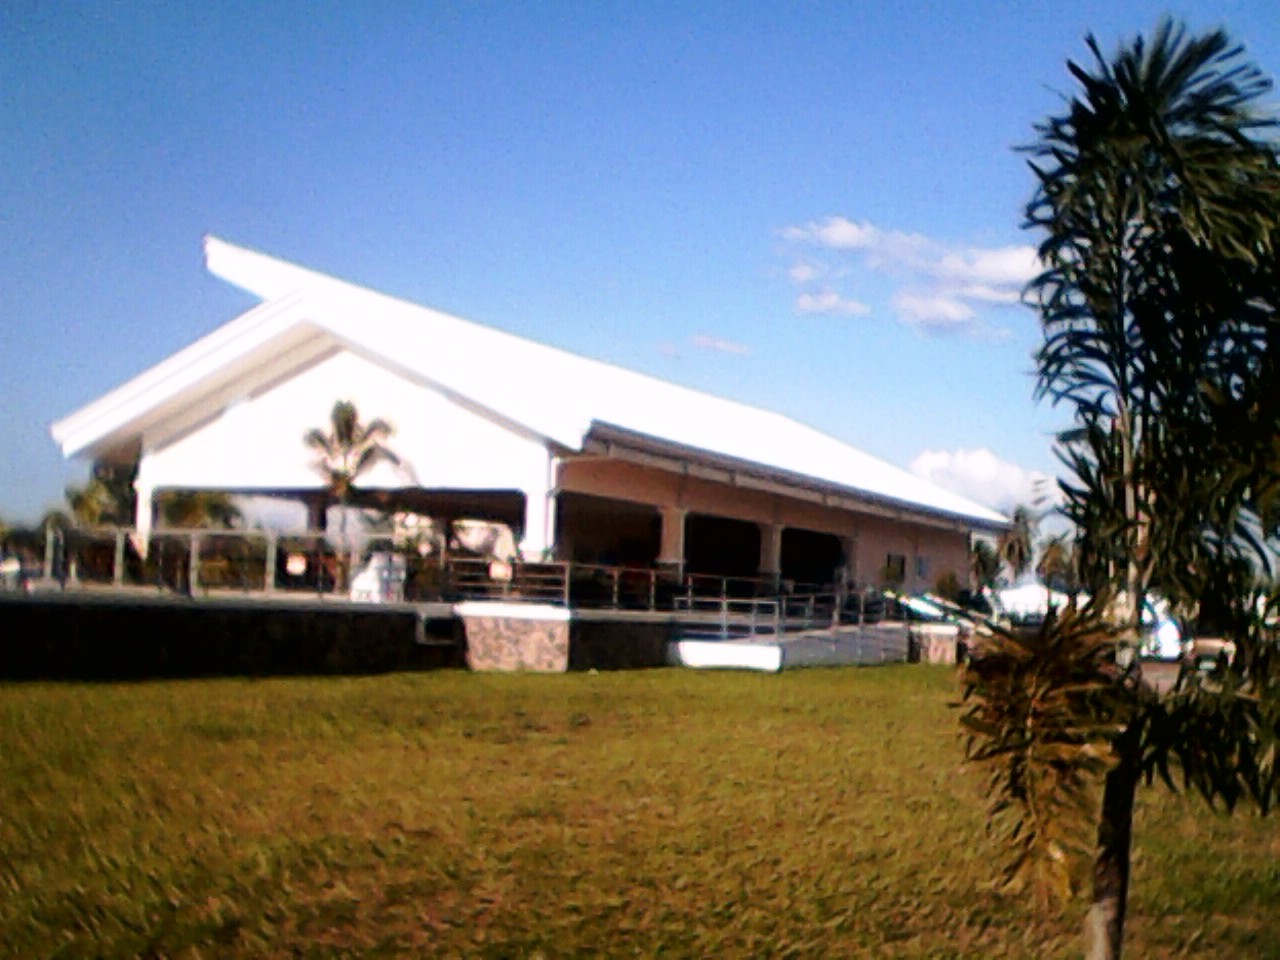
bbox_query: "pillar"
[113,530,126,586]
[264,532,277,594]
[656,506,687,569]
[841,534,859,587]
[131,480,155,559]
[759,522,783,579]
[519,489,557,560]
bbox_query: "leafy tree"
[305,401,401,532]
[964,20,1280,959]
[65,462,135,528]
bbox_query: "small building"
[51,237,1006,594]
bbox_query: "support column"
[132,481,155,559]
[656,506,687,571]
[264,532,277,594]
[841,534,859,588]
[189,532,201,596]
[519,489,557,560]
[909,527,923,593]
[759,522,783,581]
[43,524,57,582]
[113,530,126,586]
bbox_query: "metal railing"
[673,591,843,641]
[30,526,903,640]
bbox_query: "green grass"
[1,666,1276,958]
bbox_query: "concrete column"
[132,481,155,559]
[519,489,557,560]
[759,522,783,577]
[841,534,859,587]
[656,506,687,567]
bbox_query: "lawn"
[1,665,1276,958]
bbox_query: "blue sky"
[3,2,1279,523]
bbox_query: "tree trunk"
[1084,724,1142,960]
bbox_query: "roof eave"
[50,291,311,459]
[582,421,1009,532]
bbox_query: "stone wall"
[456,602,571,672]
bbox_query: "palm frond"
[961,607,1137,904]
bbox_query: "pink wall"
[558,458,971,591]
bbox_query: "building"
[51,236,1006,594]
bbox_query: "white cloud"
[796,289,871,316]
[892,292,974,328]
[657,342,680,358]
[810,217,878,249]
[788,262,820,283]
[954,283,1022,305]
[780,215,1040,335]
[908,447,1060,516]
[690,333,749,356]
[935,246,1039,288]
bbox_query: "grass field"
[1,665,1276,958]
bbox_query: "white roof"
[52,236,1007,529]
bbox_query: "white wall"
[137,348,551,498]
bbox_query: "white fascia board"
[50,292,310,458]
[204,234,331,301]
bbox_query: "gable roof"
[52,236,1008,530]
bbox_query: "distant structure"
[51,236,1006,593]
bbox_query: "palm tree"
[967,20,1280,960]
[997,505,1037,581]
[1036,533,1079,593]
[1028,19,1277,628]
[304,401,401,591]
[304,401,401,533]
[970,539,1001,590]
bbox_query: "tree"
[964,20,1280,959]
[970,539,1001,590]
[65,461,135,528]
[1036,532,1079,593]
[997,505,1038,581]
[157,490,242,529]
[304,399,401,542]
